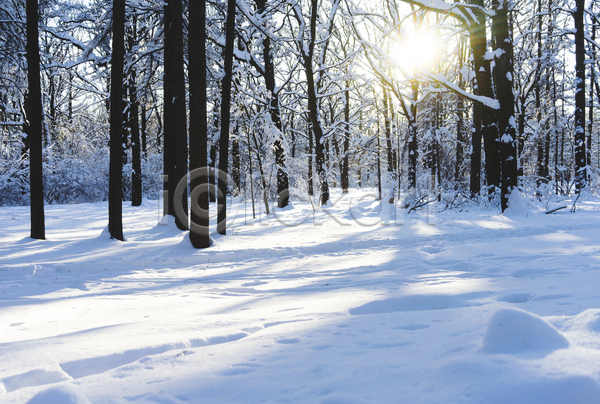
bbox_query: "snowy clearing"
[2,189,600,403]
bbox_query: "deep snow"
[2,189,600,403]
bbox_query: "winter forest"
[5,0,600,403]
[2,0,598,237]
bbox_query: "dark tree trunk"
[589,17,596,174]
[248,0,289,207]
[383,84,394,173]
[341,80,350,193]
[290,115,296,158]
[217,0,236,235]
[302,0,329,205]
[456,38,465,186]
[25,0,45,240]
[141,104,147,154]
[128,17,142,207]
[164,0,188,229]
[308,128,314,196]
[492,0,518,211]
[122,79,129,168]
[469,0,499,193]
[108,0,125,240]
[209,141,217,202]
[471,103,482,195]
[377,124,382,200]
[232,138,241,190]
[574,0,587,192]
[535,0,545,184]
[189,0,209,248]
[408,81,418,189]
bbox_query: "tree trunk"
[217,0,236,235]
[108,0,125,240]
[408,81,418,189]
[469,0,499,193]
[456,38,465,186]
[141,104,147,155]
[189,0,209,248]
[377,123,382,200]
[589,16,596,174]
[308,128,314,196]
[232,138,241,190]
[209,141,217,202]
[164,0,188,229]
[128,17,142,207]
[492,0,518,211]
[341,80,350,193]
[574,0,587,192]
[302,0,329,205]
[25,0,45,240]
[535,0,545,184]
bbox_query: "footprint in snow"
[3,368,71,393]
[276,338,300,344]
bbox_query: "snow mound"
[579,309,600,333]
[565,309,600,333]
[27,385,90,404]
[157,214,178,228]
[481,308,568,354]
[503,189,530,217]
[99,226,112,239]
[98,226,127,241]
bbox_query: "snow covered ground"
[2,189,600,403]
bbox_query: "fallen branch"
[407,193,442,214]
[545,206,567,214]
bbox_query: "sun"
[391,28,440,73]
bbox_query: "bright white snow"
[2,189,600,403]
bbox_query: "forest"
[0,0,597,245]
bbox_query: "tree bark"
[341,80,350,193]
[232,138,240,190]
[128,17,142,207]
[408,81,418,189]
[492,0,518,211]
[108,0,125,240]
[300,0,329,205]
[574,0,586,192]
[217,0,236,235]
[25,0,45,240]
[456,37,465,186]
[255,0,289,208]
[189,0,209,248]
[469,0,499,193]
[308,128,314,196]
[164,0,188,230]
